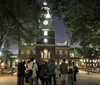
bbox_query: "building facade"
[19,1,69,64]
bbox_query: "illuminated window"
[65,50,68,55]
[59,50,62,55]
[41,52,43,58]
[59,60,62,65]
[44,49,47,58]
[48,52,50,58]
[27,49,30,55]
[32,50,36,55]
[44,31,48,36]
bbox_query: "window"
[48,52,50,58]
[44,30,48,36]
[21,50,24,55]
[41,52,43,58]
[27,49,30,55]
[59,50,62,55]
[56,50,57,55]
[65,50,68,55]
[44,49,47,58]
[32,50,36,55]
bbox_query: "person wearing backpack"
[49,60,56,85]
[41,61,49,85]
[60,59,68,85]
[27,58,38,85]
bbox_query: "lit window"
[59,50,62,55]
[32,50,36,55]
[48,52,50,58]
[65,50,68,55]
[41,52,43,58]
[44,49,47,58]
[27,49,30,55]
[44,31,48,36]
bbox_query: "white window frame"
[59,50,62,55]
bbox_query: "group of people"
[17,58,56,85]
[59,59,79,85]
[17,58,78,85]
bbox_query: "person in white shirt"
[28,58,38,85]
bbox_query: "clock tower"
[36,1,55,44]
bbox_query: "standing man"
[28,58,38,85]
[17,60,26,85]
[60,59,68,85]
[49,60,56,85]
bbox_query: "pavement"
[0,70,100,85]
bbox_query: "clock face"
[44,38,48,43]
[43,20,48,25]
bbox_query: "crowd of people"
[17,58,78,85]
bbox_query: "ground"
[0,70,100,85]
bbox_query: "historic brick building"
[19,2,70,64]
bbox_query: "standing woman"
[25,60,30,85]
[68,61,74,85]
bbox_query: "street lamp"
[0,51,2,56]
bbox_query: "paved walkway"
[0,70,100,85]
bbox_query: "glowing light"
[43,2,47,5]
[44,30,48,36]
[0,51,2,56]
[45,13,51,18]
[44,38,48,43]
[16,59,18,62]
[1,63,4,67]
[80,59,83,62]
[86,59,88,62]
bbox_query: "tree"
[50,0,100,57]
[0,0,43,49]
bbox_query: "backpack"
[42,65,49,79]
[49,64,55,74]
[25,69,33,77]
[25,63,34,77]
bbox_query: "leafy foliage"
[0,0,43,48]
[50,0,100,58]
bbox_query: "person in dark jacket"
[72,62,79,82]
[17,60,26,85]
[40,61,49,85]
[36,61,40,85]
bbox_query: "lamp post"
[0,51,2,56]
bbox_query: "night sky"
[9,18,68,54]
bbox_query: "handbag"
[25,69,33,77]
[25,63,34,77]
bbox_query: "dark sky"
[9,18,69,54]
[52,18,69,43]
